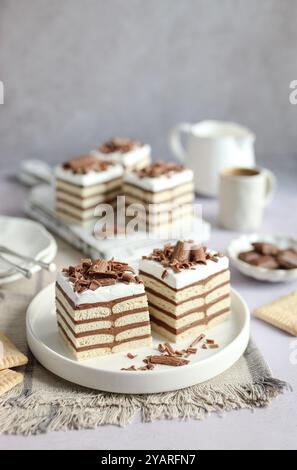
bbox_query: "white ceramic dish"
[0,216,57,284]
[26,284,250,394]
[228,233,297,282]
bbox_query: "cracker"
[0,369,23,396]
[254,290,297,336]
[0,332,28,371]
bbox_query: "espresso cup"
[219,167,276,231]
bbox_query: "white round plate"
[228,233,297,283]
[27,284,250,394]
[0,216,57,284]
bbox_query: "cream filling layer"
[56,288,148,320]
[56,187,119,209]
[123,181,194,203]
[149,297,230,329]
[56,178,122,197]
[125,195,194,214]
[56,274,146,308]
[124,168,194,192]
[58,315,151,347]
[55,163,123,186]
[139,255,229,290]
[151,312,230,343]
[56,202,98,220]
[140,270,230,303]
[59,328,151,359]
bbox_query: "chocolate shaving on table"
[208,344,219,349]
[143,241,222,273]
[62,258,142,293]
[63,155,114,174]
[99,137,143,154]
[206,339,215,344]
[136,161,185,179]
[145,355,189,367]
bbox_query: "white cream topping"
[57,271,145,306]
[123,168,194,192]
[92,144,151,167]
[139,252,229,289]
[55,163,123,187]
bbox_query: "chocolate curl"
[146,355,189,367]
[99,137,141,154]
[190,244,207,264]
[171,241,192,263]
[136,161,185,179]
[63,155,112,174]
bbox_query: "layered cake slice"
[93,137,151,173]
[56,258,152,360]
[55,155,123,226]
[123,161,194,233]
[139,241,231,342]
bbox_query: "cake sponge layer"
[151,312,230,342]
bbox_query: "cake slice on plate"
[123,161,195,233]
[55,155,123,226]
[139,241,231,342]
[92,137,151,173]
[56,258,152,360]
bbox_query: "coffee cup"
[219,167,276,231]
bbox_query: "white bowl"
[228,233,297,282]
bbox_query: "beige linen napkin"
[0,238,288,435]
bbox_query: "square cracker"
[0,332,28,371]
[0,369,23,396]
[254,290,297,336]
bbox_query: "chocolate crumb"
[121,365,137,371]
[161,270,168,280]
[189,333,205,348]
[127,352,137,359]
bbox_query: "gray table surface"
[0,170,296,450]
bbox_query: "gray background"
[1,0,297,171]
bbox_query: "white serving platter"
[0,216,57,284]
[25,184,211,263]
[26,284,250,394]
[228,233,297,283]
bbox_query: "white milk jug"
[169,120,256,196]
